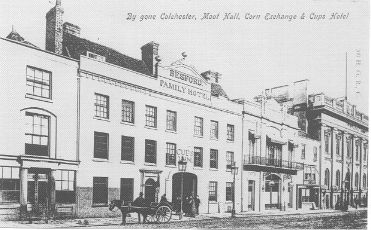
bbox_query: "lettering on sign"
[160,79,210,101]
[177,149,194,163]
[170,69,202,86]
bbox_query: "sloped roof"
[211,83,229,99]
[62,33,150,75]
[6,31,38,48]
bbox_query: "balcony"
[243,155,303,175]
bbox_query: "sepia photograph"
[0,0,368,229]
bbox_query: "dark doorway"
[144,178,156,203]
[248,180,255,211]
[172,173,197,205]
[27,168,50,216]
[265,174,281,209]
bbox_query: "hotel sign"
[158,64,211,102]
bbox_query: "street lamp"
[178,157,187,220]
[231,161,239,218]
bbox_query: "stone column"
[319,124,326,209]
[20,168,28,219]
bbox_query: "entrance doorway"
[27,168,50,216]
[144,178,156,203]
[172,172,197,212]
[265,174,281,209]
[248,180,255,211]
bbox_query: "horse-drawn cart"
[109,199,173,225]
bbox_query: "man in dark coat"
[133,192,146,222]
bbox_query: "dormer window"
[87,51,105,62]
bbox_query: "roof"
[211,83,229,99]
[62,33,150,75]
[6,31,38,48]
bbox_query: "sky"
[0,0,369,113]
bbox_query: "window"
[226,151,234,171]
[210,149,218,169]
[226,182,233,201]
[166,110,177,131]
[363,174,367,189]
[94,132,109,159]
[324,133,330,154]
[301,144,306,159]
[25,112,49,156]
[356,141,360,161]
[335,170,340,187]
[121,136,134,162]
[120,178,134,204]
[304,173,316,183]
[94,93,109,119]
[26,66,51,99]
[363,144,368,163]
[210,120,219,139]
[355,173,359,188]
[122,100,134,123]
[87,51,106,62]
[249,134,256,156]
[93,177,108,206]
[227,124,235,141]
[194,147,203,167]
[194,117,204,136]
[55,170,75,203]
[209,181,217,201]
[346,138,351,158]
[313,147,318,162]
[324,168,330,189]
[145,105,157,128]
[0,167,20,203]
[336,135,341,156]
[166,143,176,166]
[145,139,157,164]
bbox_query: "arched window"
[335,170,340,187]
[324,168,330,189]
[355,173,359,188]
[363,174,367,189]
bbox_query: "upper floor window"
[194,117,203,136]
[324,168,330,189]
[25,112,49,156]
[355,141,360,161]
[249,135,256,156]
[227,124,235,141]
[94,93,109,119]
[364,144,368,163]
[26,66,51,99]
[194,147,203,167]
[313,147,318,162]
[166,143,176,166]
[145,139,157,164]
[0,167,20,203]
[335,170,340,187]
[121,136,134,162]
[145,105,157,128]
[210,149,218,169]
[166,110,177,132]
[87,51,106,62]
[226,151,234,171]
[122,100,134,123]
[210,120,219,139]
[336,135,341,156]
[94,132,109,159]
[355,173,359,188]
[324,132,330,154]
[301,144,306,159]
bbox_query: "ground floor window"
[209,181,217,201]
[0,167,20,203]
[226,182,232,201]
[55,170,75,203]
[93,177,108,206]
[120,178,134,204]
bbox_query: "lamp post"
[231,161,239,218]
[178,157,187,220]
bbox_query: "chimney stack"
[45,0,64,54]
[141,41,159,76]
[201,70,222,83]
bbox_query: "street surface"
[79,210,367,229]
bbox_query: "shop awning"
[267,135,287,145]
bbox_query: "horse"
[108,199,151,225]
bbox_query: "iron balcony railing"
[244,155,304,170]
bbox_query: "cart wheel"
[146,214,157,223]
[156,206,172,223]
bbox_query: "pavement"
[0,207,367,228]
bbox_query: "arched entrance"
[265,174,281,209]
[145,178,156,203]
[172,173,197,211]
